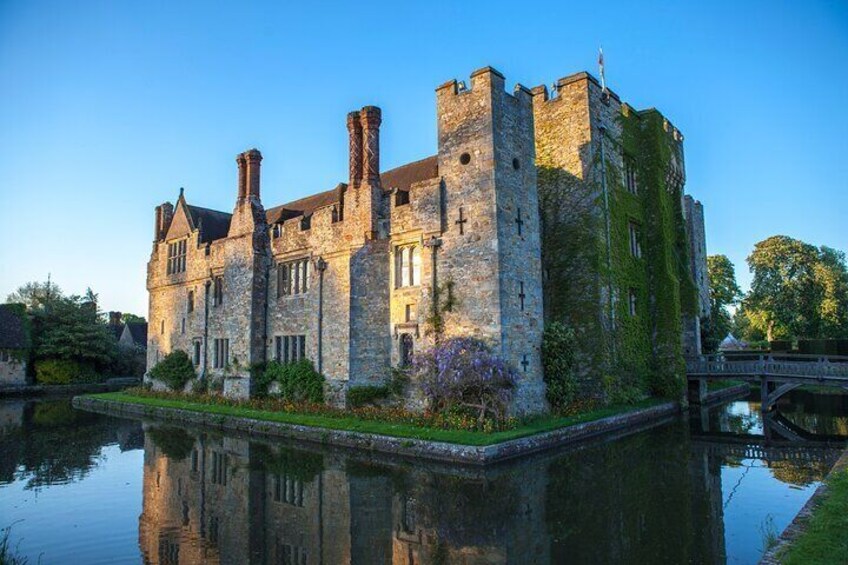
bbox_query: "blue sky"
[1,0,846,315]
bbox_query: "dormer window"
[166,240,187,274]
[272,224,282,238]
[395,190,410,207]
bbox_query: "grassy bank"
[781,468,848,564]
[87,391,666,446]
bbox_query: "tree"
[33,294,117,371]
[815,246,848,338]
[707,255,742,311]
[121,313,147,324]
[702,255,742,352]
[6,280,63,311]
[745,236,848,340]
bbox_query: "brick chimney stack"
[236,153,247,201]
[244,149,262,200]
[155,202,174,240]
[347,111,363,188]
[360,106,381,185]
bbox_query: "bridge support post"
[760,376,768,412]
[688,377,707,405]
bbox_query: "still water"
[1,391,845,564]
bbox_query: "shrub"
[411,337,517,428]
[347,369,410,408]
[261,360,324,403]
[35,358,98,384]
[149,350,196,391]
[541,322,578,412]
[112,345,146,378]
[348,385,391,408]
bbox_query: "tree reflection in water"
[0,398,142,490]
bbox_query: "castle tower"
[434,67,546,414]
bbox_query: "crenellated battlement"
[436,66,533,105]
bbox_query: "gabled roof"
[0,304,28,350]
[123,322,148,347]
[187,205,232,243]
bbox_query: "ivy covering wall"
[538,103,697,404]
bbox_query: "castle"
[146,66,708,413]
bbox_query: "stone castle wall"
[146,66,706,413]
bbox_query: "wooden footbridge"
[686,353,848,411]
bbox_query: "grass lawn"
[87,392,667,447]
[782,468,848,564]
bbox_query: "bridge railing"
[686,353,848,379]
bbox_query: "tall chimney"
[154,205,163,240]
[244,149,262,199]
[347,111,363,187]
[236,153,247,200]
[360,106,381,185]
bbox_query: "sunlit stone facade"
[145,66,708,411]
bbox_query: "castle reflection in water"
[138,419,739,565]
[2,396,842,564]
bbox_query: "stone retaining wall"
[73,395,679,465]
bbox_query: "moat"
[1,391,846,564]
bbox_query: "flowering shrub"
[411,337,517,428]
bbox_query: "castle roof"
[0,304,29,350]
[183,156,441,236]
[380,155,439,192]
[187,204,233,242]
[266,155,439,223]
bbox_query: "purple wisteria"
[411,337,518,426]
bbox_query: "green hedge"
[769,340,792,352]
[798,339,841,356]
[35,359,98,384]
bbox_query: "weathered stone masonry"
[146,66,708,412]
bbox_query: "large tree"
[33,294,117,370]
[702,255,742,351]
[6,280,63,311]
[744,236,848,340]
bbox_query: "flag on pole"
[598,47,606,92]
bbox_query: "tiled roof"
[265,156,439,223]
[0,304,28,350]
[187,205,232,242]
[380,155,439,192]
[265,186,342,224]
[186,155,441,230]
[125,322,148,347]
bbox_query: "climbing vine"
[537,106,697,403]
[425,279,458,336]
